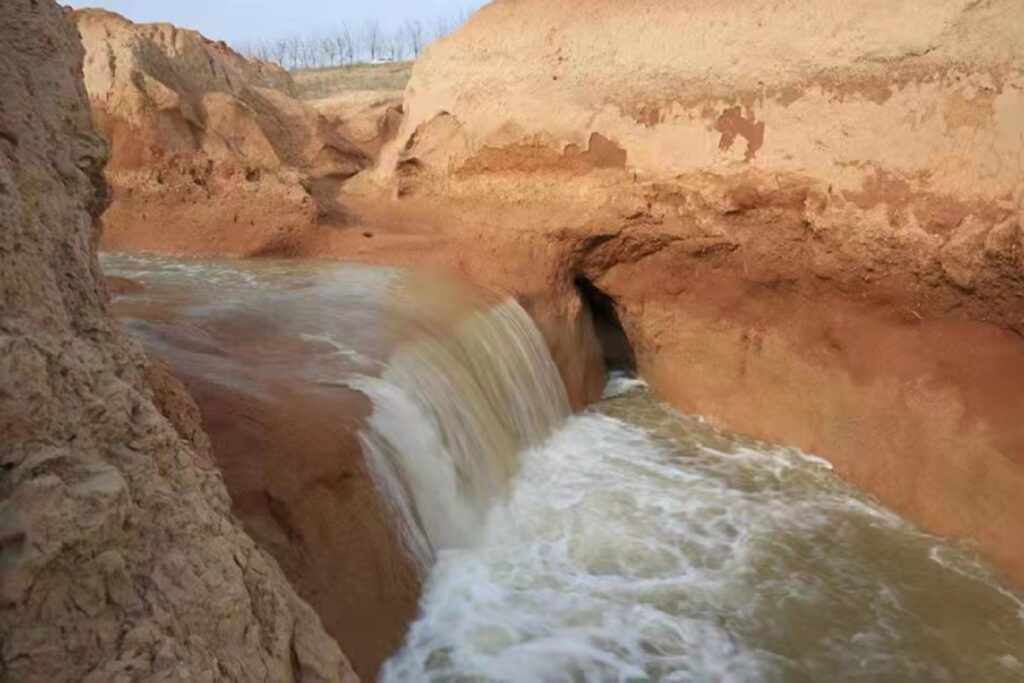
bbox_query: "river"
[103,253,1024,682]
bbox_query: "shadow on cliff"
[574,274,635,375]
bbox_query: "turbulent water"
[381,377,1024,681]
[352,299,570,570]
[103,253,1024,683]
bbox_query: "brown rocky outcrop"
[71,8,370,255]
[0,2,356,680]
[352,0,1024,583]
[311,92,405,160]
[70,0,1024,590]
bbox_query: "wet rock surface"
[53,0,1024,606]
[350,0,1024,584]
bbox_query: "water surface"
[383,377,1024,681]
[102,253,1024,683]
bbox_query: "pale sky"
[66,0,488,46]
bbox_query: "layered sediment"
[71,8,371,255]
[355,0,1024,583]
[70,0,1024,594]
[0,2,356,680]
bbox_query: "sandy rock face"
[372,0,1024,583]
[71,8,370,255]
[311,92,405,160]
[0,2,356,681]
[394,0,1023,204]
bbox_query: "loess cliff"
[57,0,1024,611]
[0,2,356,681]
[358,0,1024,583]
[71,8,371,255]
[68,11,424,679]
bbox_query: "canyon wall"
[71,9,371,255]
[366,0,1024,583]
[70,0,1024,588]
[69,12,424,677]
[0,2,356,680]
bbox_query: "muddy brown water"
[104,252,1024,682]
[104,253,419,679]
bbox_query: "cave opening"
[574,274,636,375]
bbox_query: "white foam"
[929,545,1024,619]
[382,396,1024,681]
[104,252,1024,680]
[352,299,571,571]
[602,372,648,398]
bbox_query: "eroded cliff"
[357,0,1024,583]
[71,8,371,255]
[0,2,356,680]
[67,0,1024,590]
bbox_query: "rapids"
[381,377,1024,681]
[102,253,1024,683]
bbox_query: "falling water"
[100,253,1024,682]
[379,379,1024,682]
[352,297,571,570]
[338,279,1024,682]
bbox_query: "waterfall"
[351,297,571,571]
[101,253,1024,682]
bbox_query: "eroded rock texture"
[71,8,371,255]
[362,0,1024,583]
[62,0,1024,590]
[0,2,356,680]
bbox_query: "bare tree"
[342,22,356,63]
[303,35,321,67]
[387,29,408,61]
[271,37,288,66]
[363,19,383,61]
[283,35,302,69]
[381,32,396,62]
[401,19,425,57]
[317,36,334,66]
[432,15,452,42]
[331,24,353,65]
[253,40,273,63]
[235,8,476,69]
